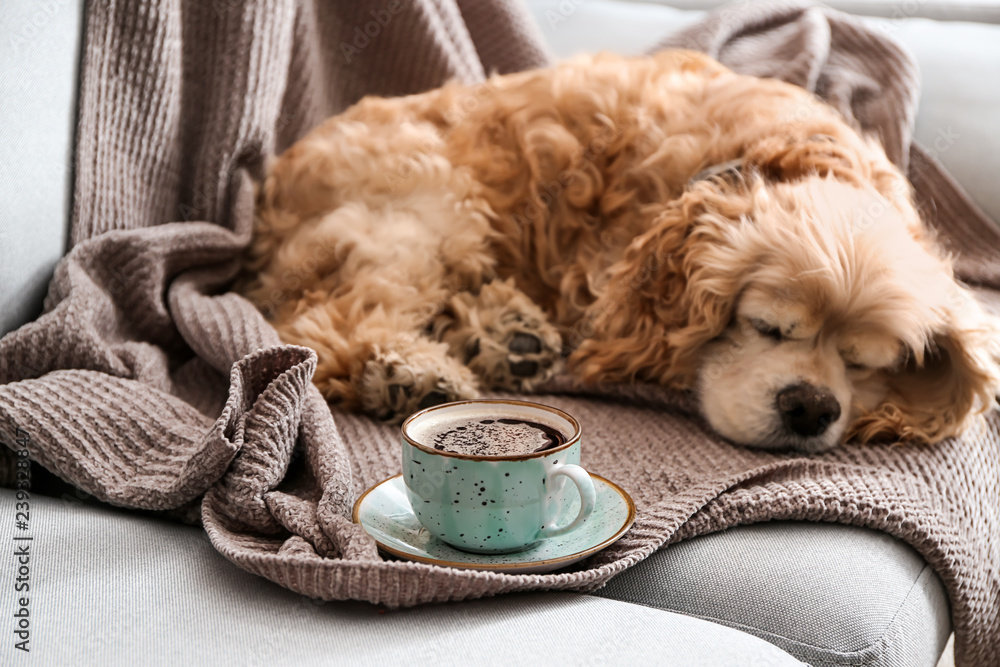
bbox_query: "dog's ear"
[569,180,754,387]
[850,291,1000,444]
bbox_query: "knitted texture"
[0,2,998,664]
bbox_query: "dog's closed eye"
[749,318,783,341]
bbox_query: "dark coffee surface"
[425,417,566,457]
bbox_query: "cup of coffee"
[401,399,596,554]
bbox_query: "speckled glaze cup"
[401,399,597,554]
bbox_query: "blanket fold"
[1,1,997,664]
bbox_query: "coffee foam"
[407,407,570,457]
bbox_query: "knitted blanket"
[1,1,998,663]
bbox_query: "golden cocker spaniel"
[240,50,1000,452]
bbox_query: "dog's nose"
[776,383,842,438]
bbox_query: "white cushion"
[0,1,84,335]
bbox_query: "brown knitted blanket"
[1,1,998,663]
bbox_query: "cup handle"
[538,464,597,539]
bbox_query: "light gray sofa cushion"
[0,2,83,336]
[595,522,951,666]
[0,489,804,666]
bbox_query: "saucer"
[352,473,636,574]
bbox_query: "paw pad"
[360,345,479,424]
[509,359,539,377]
[508,332,542,355]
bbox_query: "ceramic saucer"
[352,473,636,574]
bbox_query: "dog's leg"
[357,334,481,422]
[429,278,564,391]
[275,299,480,422]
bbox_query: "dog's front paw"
[358,340,480,423]
[434,279,564,392]
[466,325,563,391]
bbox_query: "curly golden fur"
[239,50,1000,452]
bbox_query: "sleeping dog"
[239,50,1000,452]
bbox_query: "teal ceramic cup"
[401,399,597,554]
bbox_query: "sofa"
[3,1,998,664]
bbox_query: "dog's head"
[573,175,1000,452]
